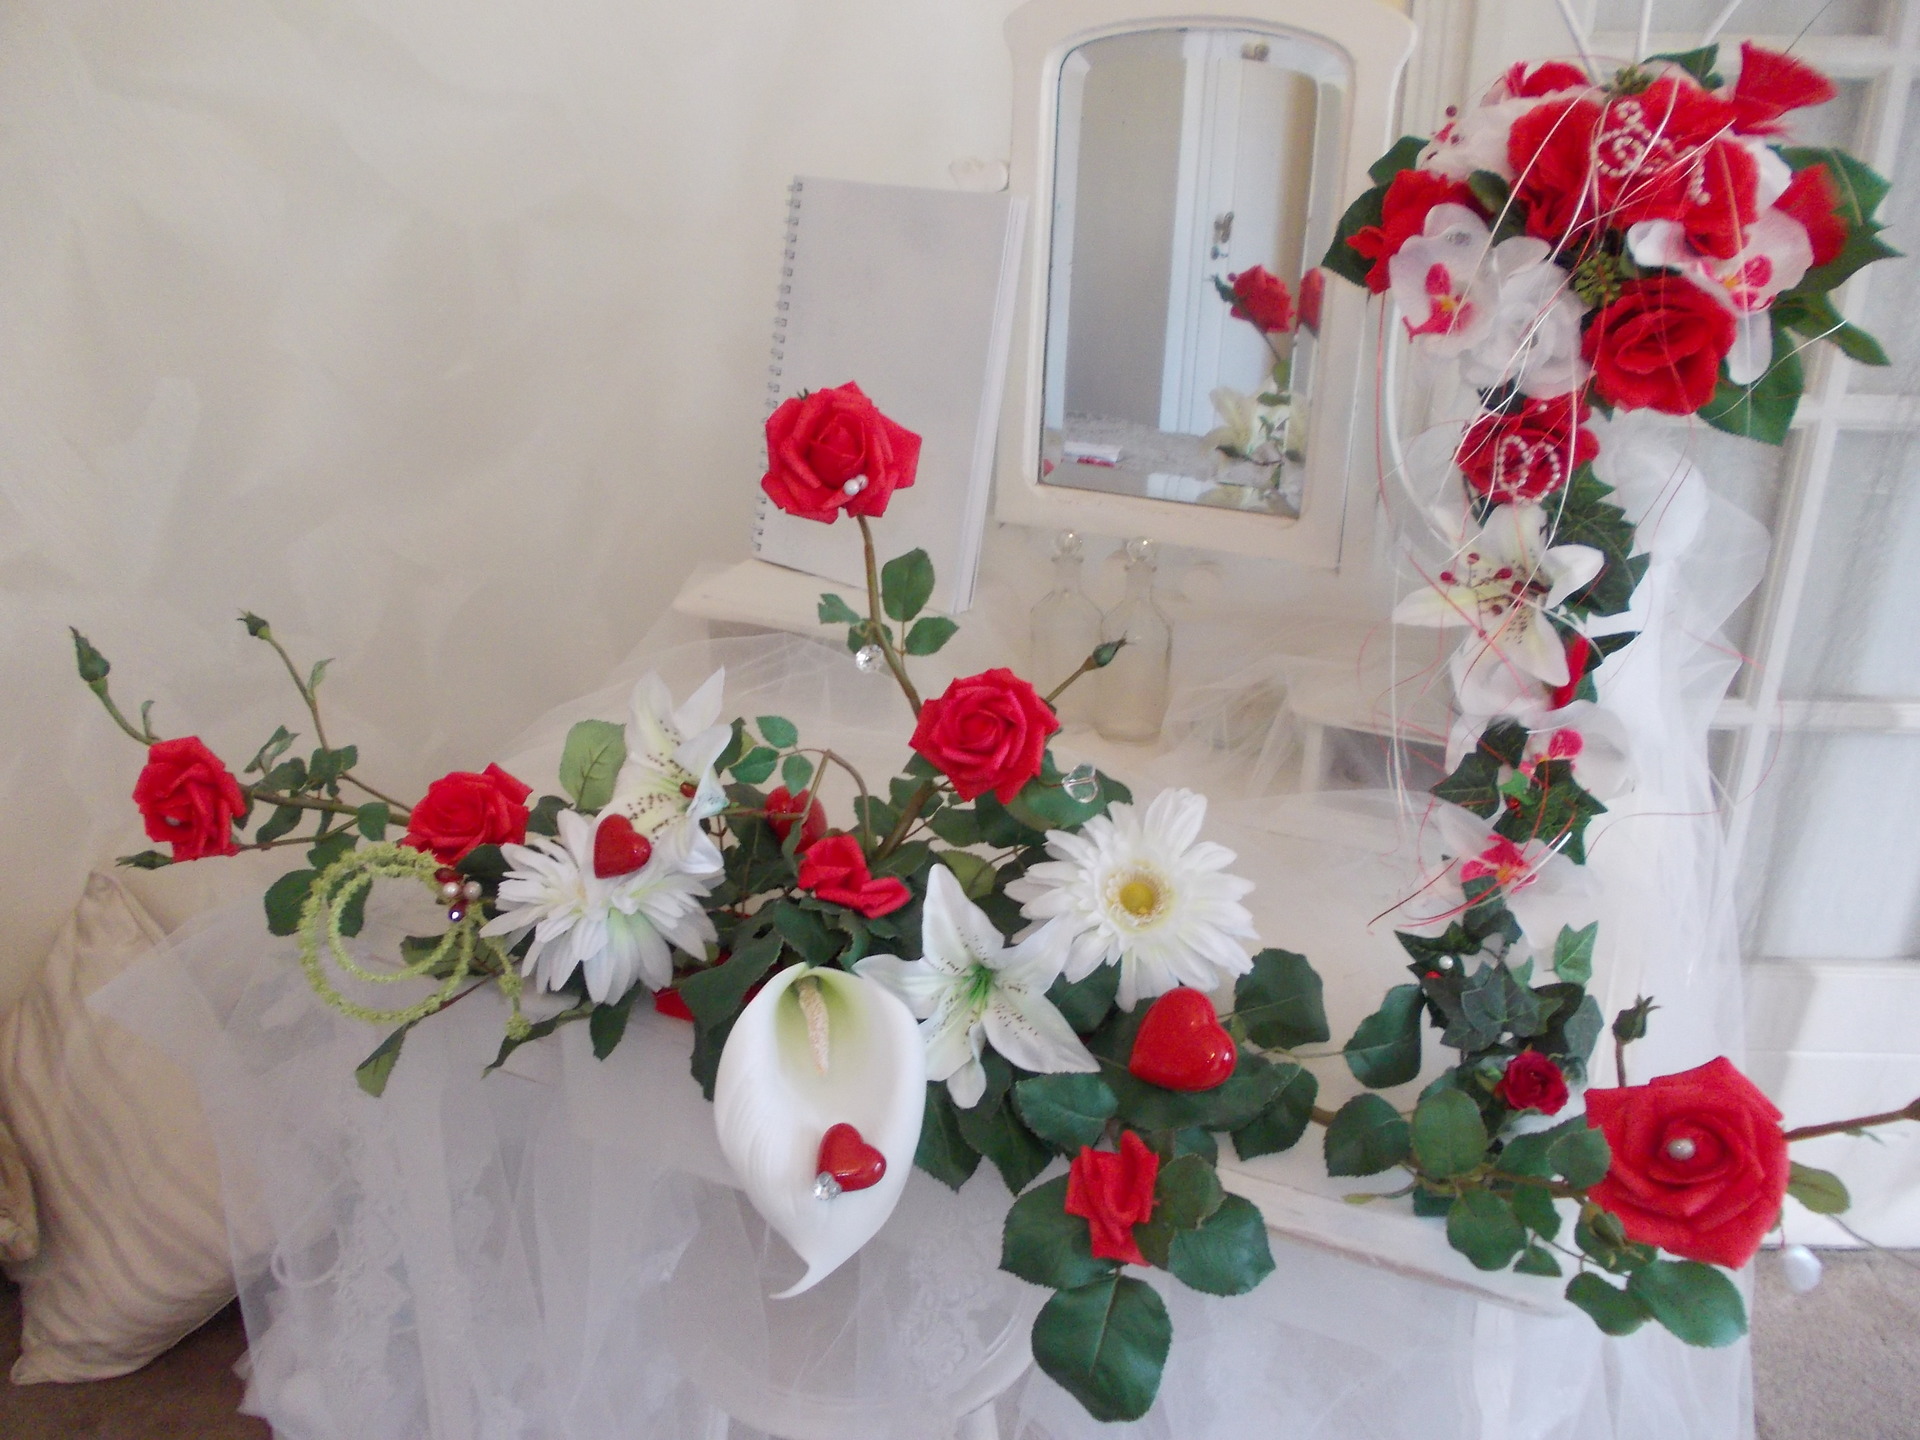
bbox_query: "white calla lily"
[855,864,1098,1108]
[713,964,925,1298]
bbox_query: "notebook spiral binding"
[750,178,805,552]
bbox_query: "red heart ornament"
[816,1122,886,1193]
[592,814,653,879]
[1128,988,1237,1091]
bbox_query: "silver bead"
[1782,1244,1823,1294]
[842,476,867,496]
[813,1171,843,1201]
[1063,763,1099,803]
[1436,956,1456,972]
[1666,1137,1698,1162]
[461,880,483,902]
[854,644,884,673]
[438,880,462,902]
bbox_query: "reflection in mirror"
[1040,28,1349,516]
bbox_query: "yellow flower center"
[1110,868,1169,925]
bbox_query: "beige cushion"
[0,1115,34,1264]
[0,872,232,1383]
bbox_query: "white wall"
[0,0,1019,1007]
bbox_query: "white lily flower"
[482,809,718,1003]
[1007,787,1258,1012]
[855,864,1097,1109]
[1395,504,1604,692]
[1204,386,1288,466]
[601,669,731,842]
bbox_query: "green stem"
[1783,1097,1920,1145]
[90,685,157,747]
[855,516,922,715]
[1043,644,1121,708]
[252,624,413,820]
[245,786,366,820]
[875,778,939,861]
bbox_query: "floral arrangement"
[1202,264,1323,486]
[68,44,1920,1427]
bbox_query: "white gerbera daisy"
[482,809,718,1004]
[1006,787,1257,1011]
[601,669,731,840]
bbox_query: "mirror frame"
[994,0,1416,567]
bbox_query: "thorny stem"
[1783,1097,1920,1145]
[244,786,365,819]
[251,623,414,820]
[855,516,923,716]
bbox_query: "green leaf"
[954,1087,1053,1194]
[1566,1272,1652,1336]
[771,901,837,967]
[928,804,984,847]
[1628,1260,1748,1347]
[1787,1161,1852,1215]
[1344,983,1424,1088]
[678,931,782,1031]
[589,987,642,1059]
[264,757,308,793]
[1229,1063,1318,1161]
[1548,1126,1612,1189]
[115,850,174,870]
[817,592,862,625]
[264,868,318,937]
[939,848,998,900]
[904,615,960,655]
[526,794,567,838]
[1322,183,1388,287]
[306,657,332,695]
[714,718,749,776]
[1047,963,1118,1033]
[245,725,297,776]
[1776,288,1891,365]
[1432,750,1502,817]
[355,801,390,841]
[880,548,935,623]
[457,844,507,889]
[1646,44,1718,84]
[1369,134,1428,186]
[1553,923,1597,986]
[1013,1073,1118,1153]
[1152,1154,1225,1231]
[1508,1180,1563,1243]
[558,719,627,812]
[1233,948,1329,1049]
[731,746,779,786]
[488,1001,593,1076]
[1324,1094,1411,1177]
[1446,1190,1526,1270]
[307,828,356,872]
[1514,1244,1563,1277]
[1701,323,1803,446]
[1030,1276,1171,1424]
[1001,1175,1118,1289]
[916,1082,982,1189]
[354,1023,414,1097]
[255,804,302,845]
[780,753,815,794]
[1166,1194,1274,1296]
[1411,1088,1488,1180]
[336,880,369,940]
[1549,470,1643,618]
[756,714,799,749]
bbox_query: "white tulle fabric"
[96,434,1764,1436]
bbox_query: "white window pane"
[1790,79,1872,151]
[1852,81,1920,396]
[1739,732,1920,960]
[1783,430,1920,698]
[1591,0,1891,37]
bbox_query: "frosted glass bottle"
[1096,538,1173,743]
[1029,531,1104,726]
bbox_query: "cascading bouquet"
[66,42,1920,1427]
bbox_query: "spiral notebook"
[750,176,1026,615]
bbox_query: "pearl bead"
[1782,1244,1823,1294]
[461,880,483,902]
[1436,956,1456,972]
[842,476,867,496]
[439,881,462,902]
[1666,1137,1697,1162]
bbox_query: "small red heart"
[1128,988,1237,1091]
[816,1122,886,1193]
[592,814,653,879]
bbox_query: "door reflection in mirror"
[1041,27,1350,516]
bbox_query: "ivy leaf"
[817,592,862,626]
[354,1022,414,1097]
[1628,1260,1748,1347]
[1323,1093,1411,1176]
[1344,983,1425,1088]
[1001,1175,1116,1289]
[1432,750,1502,817]
[1446,1190,1526,1270]
[1550,469,1643,617]
[1566,1272,1652,1336]
[1233,948,1329,1049]
[1030,1275,1171,1424]
[904,615,959,655]
[1369,134,1429,185]
[1013,1073,1118,1153]
[1553,923,1597,986]
[756,714,799,749]
[880,548,935,623]
[1787,1160,1852,1215]
[1701,323,1803,446]
[1411,1088,1488,1179]
[558,719,627,812]
[1165,1194,1274,1296]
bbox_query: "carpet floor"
[1,1251,1914,1438]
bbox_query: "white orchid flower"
[714,965,925,1297]
[855,864,1097,1109]
[482,809,718,1003]
[601,669,731,843]
[1444,701,1636,803]
[1395,504,1604,698]
[1389,205,1497,357]
[1402,803,1595,948]
[1628,207,1812,386]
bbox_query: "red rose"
[1499,60,1590,98]
[1508,94,1607,244]
[1348,170,1486,294]
[1456,394,1598,504]
[1226,265,1294,332]
[1064,1131,1160,1265]
[1496,1051,1569,1115]
[764,786,827,851]
[795,833,911,918]
[910,668,1059,804]
[1585,1056,1790,1269]
[1297,267,1325,335]
[1582,276,1736,415]
[1549,632,1593,709]
[1776,163,1847,268]
[1728,42,1836,136]
[402,763,532,864]
[759,381,922,524]
[133,736,247,861]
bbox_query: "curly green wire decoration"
[297,841,528,1032]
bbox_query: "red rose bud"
[764,786,828,851]
[1297,266,1325,336]
[1495,1051,1569,1115]
[132,736,247,861]
[1456,395,1598,505]
[1584,1056,1790,1269]
[1728,41,1837,136]
[1226,265,1294,333]
[909,668,1059,805]
[1775,163,1847,269]
[402,763,532,864]
[1348,170,1487,294]
[1582,276,1736,416]
[795,833,911,918]
[759,381,921,525]
[1064,1131,1160,1265]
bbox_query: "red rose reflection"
[403,763,532,864]
[1456,394,1598,505]
[1225,266,1294,333]
[1582,276,1736,416]
[1585,1056,1790,1269]
[1064,1131,1160,1265]
[1496,1051,1570,1115]
[133,736,247,861]
[1297,267,1326,336]
[795,833,911,918]
[909,668,1059,805]
[759,381,922,525]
